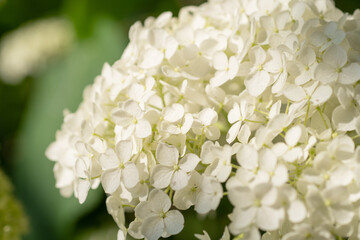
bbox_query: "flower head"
[46,0,360,239]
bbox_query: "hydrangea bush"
[46,0,360,239]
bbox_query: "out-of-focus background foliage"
[0,0,358,239]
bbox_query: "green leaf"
[12,18,126,240]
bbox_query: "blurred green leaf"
[12,18,126,240]
[0,168,28,240]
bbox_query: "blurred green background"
[0,0,358,239]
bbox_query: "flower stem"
[285,100,290,114]
[352,134,360,140]
[122,204,136,208]
[254,108,268,116]
[304,99,311,126]
[244,119,266,124]
[231,164,240,169]
[316,106,328,129]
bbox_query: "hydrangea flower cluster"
[46,0,360,239]
[0,18,74,84]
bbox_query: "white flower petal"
[315,63,337,83]
[181,113,193,134]
[216,165,232,183]
[230,207,256,230]
[259,148,277,172]
[339,63,360,85]
[76,179,91,204]
[288,199,306,223]
[282,147,302,162]
[332,106,358,132]
[295,71,311,86]
[180,153,200,172]
[299,46,316,66]
[228,186,254,208]
[237,124,251,144]
[206,126,221,140]
[135,201,153,219]
[141,216,164,240]
[210,70,229,87]
[245,71,270,97]
[149,189,172,213]
[228,103,240,124]
[139,47,164,69]
[123,162,139,188]
[272,72,287,93]
[226,121,242,144]
[256,206,284,231]
[75,158,89,179]
[238,61,253,76]
[195,230,211,240]
[116,140,133,163]
[124,100,143,118]
[213,51,228,70]
[117,229,126,240]
[310,85,332,106]
[332,206,354,225]
[228,56,239,79]
[198,108,217,126]
[324,45,347,68]
[101,168,121,194]
[283,84,306,102]
[249,46,266,65]
[151,165,173,189]
[171,170,189,190]
[285,125,302,147]
[272,165,288,186]
[156,143,179,166]
[99,148,119,170]
[236,144,258,170]
[272,142,288,157]
[164,104,185,122]
[135,119,152,138]
[164,210,184,235]
[112,110,132,126]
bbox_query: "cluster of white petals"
[0,18,74,84]
[46,0,360,239]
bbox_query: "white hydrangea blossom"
[46,0,360,239]
[0,18,74,84]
